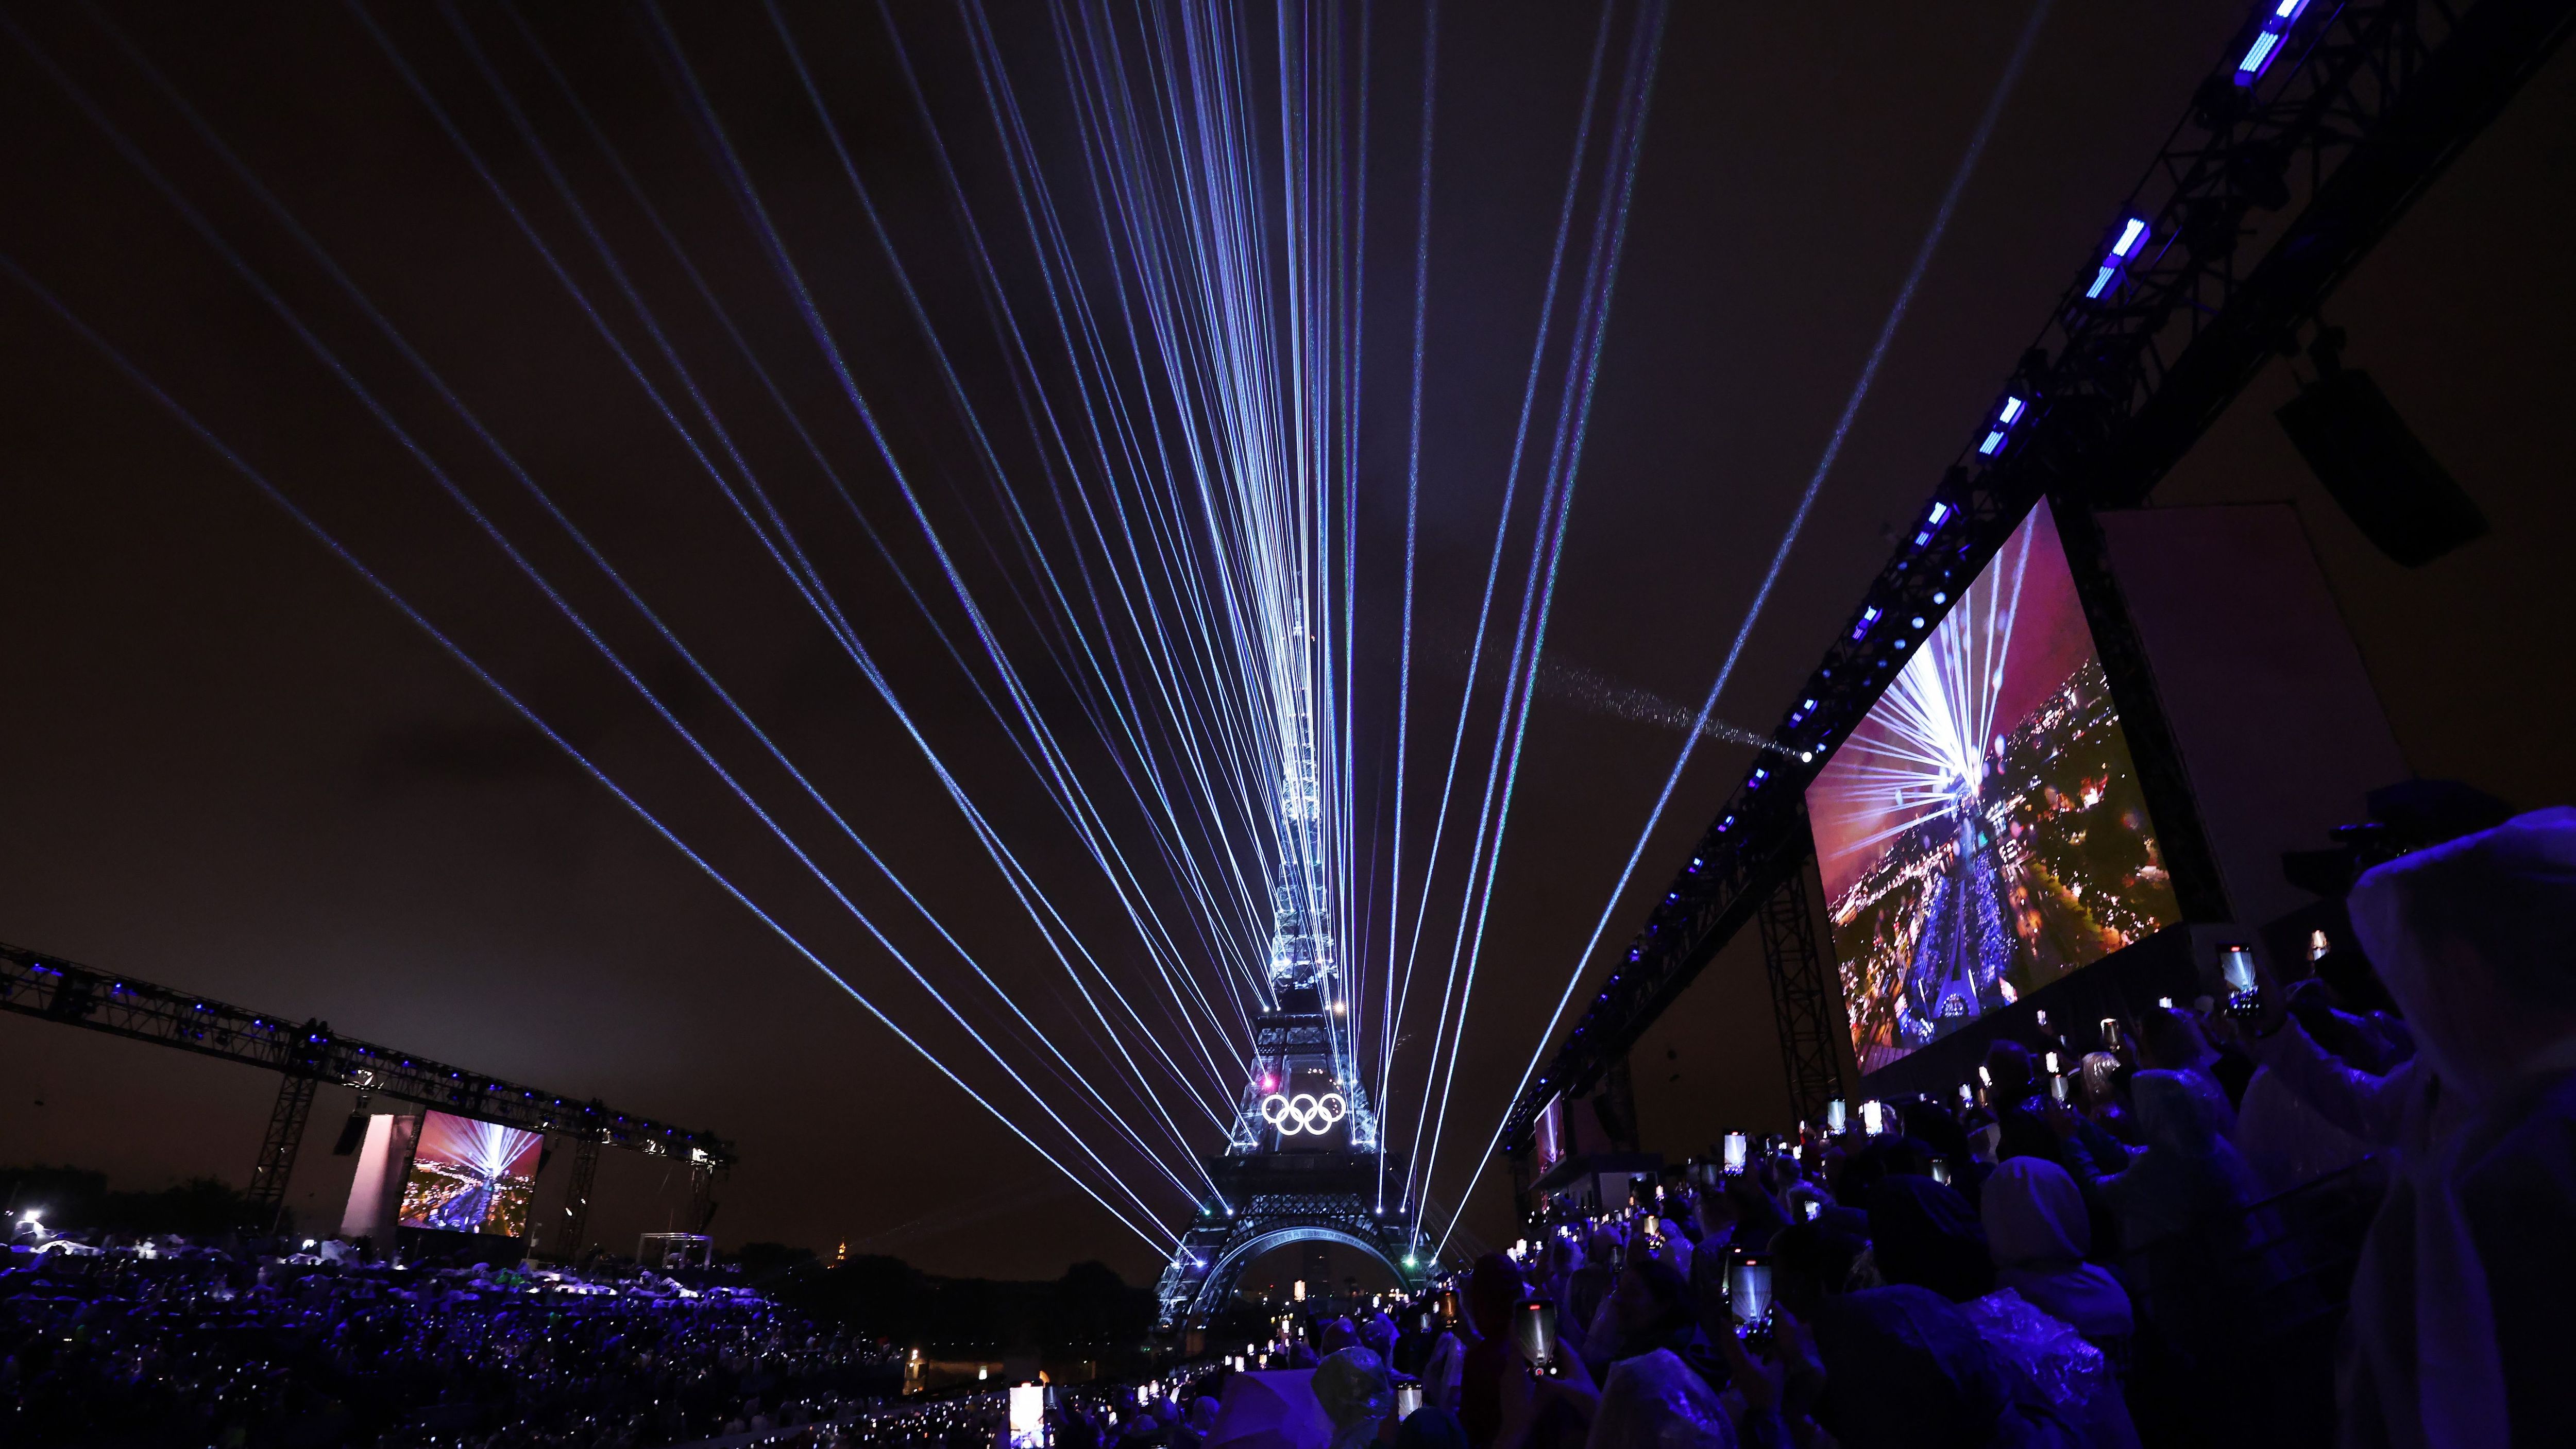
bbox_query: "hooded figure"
[2070,1066,2256,1250]
[1809,1287,2082,1448]
[1312,1348,1396,1449]
[2327,807,2576,1447]
[1458,1255,1525,1447]
[1582,1348,1736,1449]
[1978,1158,2133,1341]
[1865,1175,1995,1304]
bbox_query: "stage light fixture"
[2085,217,2151,299]
[2235,0,2312,87]
[1977,396,2028,456]
[1850,606,1882,642]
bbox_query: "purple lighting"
[2235,0,2313,87]
[1977,395,2028,456]
[2085,217,2151,299]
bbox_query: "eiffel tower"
[1152,646,1437,1328]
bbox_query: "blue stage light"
[2084,217,2152,299]
[1851,606,1882,642]
[1977,395,2028,456]
[2235,0,2312,87]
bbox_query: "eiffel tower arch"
[1154,1145,1438,1326]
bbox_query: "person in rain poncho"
[2243,806,2576,1447]
[2057,1018,2258,1251]
[1978,1157,2133,1343]
[1582,1348,1734,1449]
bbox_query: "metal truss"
[0,941,734,1168]
[244,1071,318,1234]
[1756,843,1846,1129]
[549,1136,603,1261]
[1502,0,2576,1154]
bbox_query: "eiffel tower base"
[1154,1150,1440,1330]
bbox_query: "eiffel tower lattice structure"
[1153,653,1441,1328]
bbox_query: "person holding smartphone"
[1595,1255,1705,1375]
[2227,808,2576,1444]
[1452,1254,1527,1448]
[2049,1010,2257,1253]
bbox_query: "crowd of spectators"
[8,809,2567,1449]
[1,1234,901,1448]
[1347,804,2576,1447]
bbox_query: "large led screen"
[399,1111,543,1238]
[1809,499,2180,1074]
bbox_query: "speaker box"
[2276,368,2484,567]
[331,1110,370,1156]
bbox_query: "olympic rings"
[1261,1091,1348,1136]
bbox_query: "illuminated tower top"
[1268,615,1332,992]
[1226,604,1375,1156]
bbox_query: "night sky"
[3,2,2569,1287]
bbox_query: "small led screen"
[1808,500,2181,1073]
[399,1110,543,1238]
[1531,1095,1567,1178]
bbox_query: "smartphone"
[1723,1132,1748,1172]
[1436,1289,1461,1327]
[1825,1099,1848,1133]
[1801,1198,1822,1222]
[1860,1100,1886,1137]
[2219,944,2262,1018]
[1929,1159,1953,1186]
[2100,1018,2123,1051]
[1642,1215,1660,1240]
[1510,1298,1566,1378]
[1727,1255,1774,1331]
[1395,1384,1423,1419]
[2050,1074,2070,1104]
[2043,1050,2060,1075]
[1009,1385,1049,1449]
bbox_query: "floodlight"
[2235,0,2312,87]
[1977,396,2028,456]
[2086,217,2153,299]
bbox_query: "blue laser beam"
[0,248,1178,1253]
[1435,0,2058,1255]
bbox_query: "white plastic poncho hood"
[2345,805,2576,1447]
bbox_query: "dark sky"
[3,2,2569,1287]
